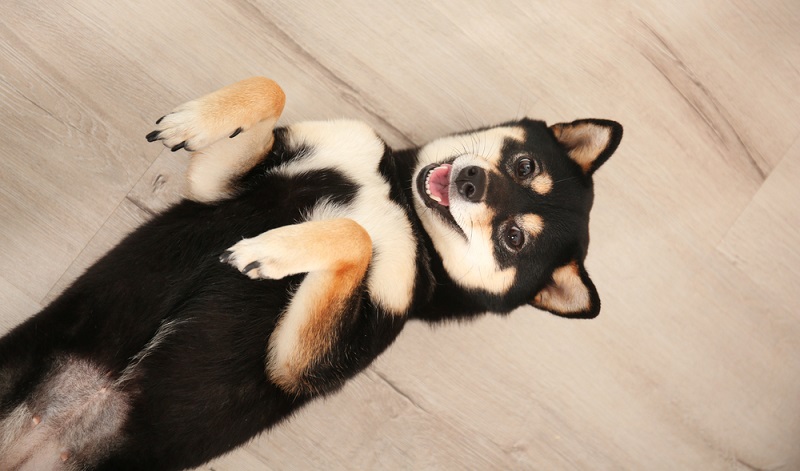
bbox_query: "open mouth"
[415,161,462,233]
[425,163,452,206]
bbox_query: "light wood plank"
[0,77,139,302]
[374,255,800,469]
[0,277,41,336]
[718,138,800,303]
[634,0,800,174]
[198,370,518,470]
[125,149,189,216]
[60,0,414,147]
[0,3,163,301]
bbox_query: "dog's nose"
[455,166,486,202]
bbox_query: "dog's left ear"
[530,261,600,319]
[550,119,623,176]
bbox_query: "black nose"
[456,166,487,202]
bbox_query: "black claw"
[229,127,243,138]
[155,115,165,125]
[146,131,161,142]
[219,250,233,263]
[171,141,186,152]
[243,261,260,273]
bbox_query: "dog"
[0,77,622,470]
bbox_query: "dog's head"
[411,118,622,318]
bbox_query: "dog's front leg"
[147,77,286,202]
[221,218,372,395]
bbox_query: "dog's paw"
[220,236,295,280]
[146,77,285,153]
[146,100,243,152]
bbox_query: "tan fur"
[532,261,591,314]
[194,76,286,129]
[271,120,418,315]
[269,219,371,394]
[186,77,285,202]
[519,214,545,238]
[472,200,496,228]
[550,122,611,173]
[224,219,372,394]
[153,77,286,202]
[531,172,553,195]
[186,118,279,202]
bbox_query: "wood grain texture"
[1,0,798,469]
[0,277,40,334]
[719,138,800,304]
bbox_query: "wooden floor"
[1,0,799,469]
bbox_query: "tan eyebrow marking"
[519,214,544,237]
[531,172,553,195]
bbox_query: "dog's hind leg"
[146,77,286,202]
[221,218,372,395]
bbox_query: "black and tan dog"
[0,78,622,470]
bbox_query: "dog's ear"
[550,119,622,176]
[530,261,600,319]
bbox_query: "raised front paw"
[146,99,243,152]
[220,235,296,280]
[145,77,286,152]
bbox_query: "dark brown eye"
[516,158,534,177]
[506,225,524,249]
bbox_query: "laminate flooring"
[1,1,798,469]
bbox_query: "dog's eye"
[516,158,535,178]
[505,225,524,249]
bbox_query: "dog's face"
[411,118,622,318]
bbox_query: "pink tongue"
[429,164,452,206]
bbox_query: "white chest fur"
[269,120,417,315]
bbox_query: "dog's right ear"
[550,119,623,176]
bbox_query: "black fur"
[0,118,617,470]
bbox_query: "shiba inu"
[0,77,622,470]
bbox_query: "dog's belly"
[0,357,128,470]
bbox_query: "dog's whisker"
[458,100,475,132]
[553,176,579,184]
